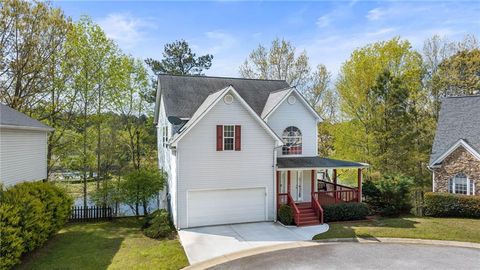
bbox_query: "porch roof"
[277,156,368,169]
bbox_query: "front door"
[291,171,304,202]
[279,171,288,193]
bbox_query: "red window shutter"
[235,125,241,151]
[216,125,223,151]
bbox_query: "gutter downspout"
[426,165,434,192]
[272,144,284,222]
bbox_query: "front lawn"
[16,218,189,270]
[314,216,480,243]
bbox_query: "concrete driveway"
[209,243,480,270]
[178,222,328,264]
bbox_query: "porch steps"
[296,203,321,226]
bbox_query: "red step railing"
[316,179,359,205]
[311,194,324,224]
[287,193,300,225]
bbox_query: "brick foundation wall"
[432,146,480,196]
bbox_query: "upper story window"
[448,173,475,195]
[162,125,169,147]
[223,125,235,150]
[216,125,241,151]
[282,126,302,155]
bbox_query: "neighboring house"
[154,75,368,229]
[428,96,480,196]
[0,104,53,187]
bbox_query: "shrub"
[363,175,413,216]
[0,200,24,270]
[278,204,294,225]
[424,192,480,218]
[0,182,73,269]
[143,209,174,239]
[120,168,166,216]
[323,203,369,222]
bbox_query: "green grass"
[16,218,189,270]
[314,216,480,243]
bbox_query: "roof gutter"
[0,124,54,132]
[153,75,162,125]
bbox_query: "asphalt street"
[209,242,480,270]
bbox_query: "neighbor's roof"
[429,95,480,165]
[277,156,369,169]
[154,74,290,123]
[0,103,53,131]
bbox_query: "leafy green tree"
[333,37,429,181]
[423,34,478,119]
[120,168,166,216]
[433,49,480,98]
[0,0,71,111]
[240,38,311,90]
[0,0,80,177]
[363,174,413,216]
[66,16,116,206]
[145,39,213,75]
[368,70,411,174]
[111,56,152,170]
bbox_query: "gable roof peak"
[429,96,480,165]
[169,85,282,147]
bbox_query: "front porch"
[276,157,368,226]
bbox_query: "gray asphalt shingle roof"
[157,75,290,120]
[277,157,368,169]
[261,88,292,118]
[0,103,53,131]
[430,95,480,165]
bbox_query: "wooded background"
[1,0,479,208]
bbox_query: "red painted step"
[295,204,321,226]
[298,220,320,226]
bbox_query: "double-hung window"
[448,173,475,195]
[223,125,235,151]
[162,126,169,147]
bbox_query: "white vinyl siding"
[176,93,276,229]
[266,92,318,157]
[0,128,48,187]
[187,187,266,227]
[156,97,176,224]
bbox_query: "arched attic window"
[282,126,302,155]
[448,173,475,195]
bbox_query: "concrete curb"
[183,238,480,269]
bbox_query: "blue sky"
[53,1,479,77]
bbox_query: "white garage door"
[187,187,266,227]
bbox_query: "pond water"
[73,196,161,216]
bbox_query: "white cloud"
[367,27,396,36]
[98,13,156,48]
[366,8,384,21]
[204,31,236,54]
[316,15,331,28]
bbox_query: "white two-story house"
[154,75,367,229]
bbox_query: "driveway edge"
[183,238,480,269]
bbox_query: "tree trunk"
[136,183,139,216]
[143,201,148,216]
[96,88,101,191]
[83,98,88,210]
[135,128,141,169]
